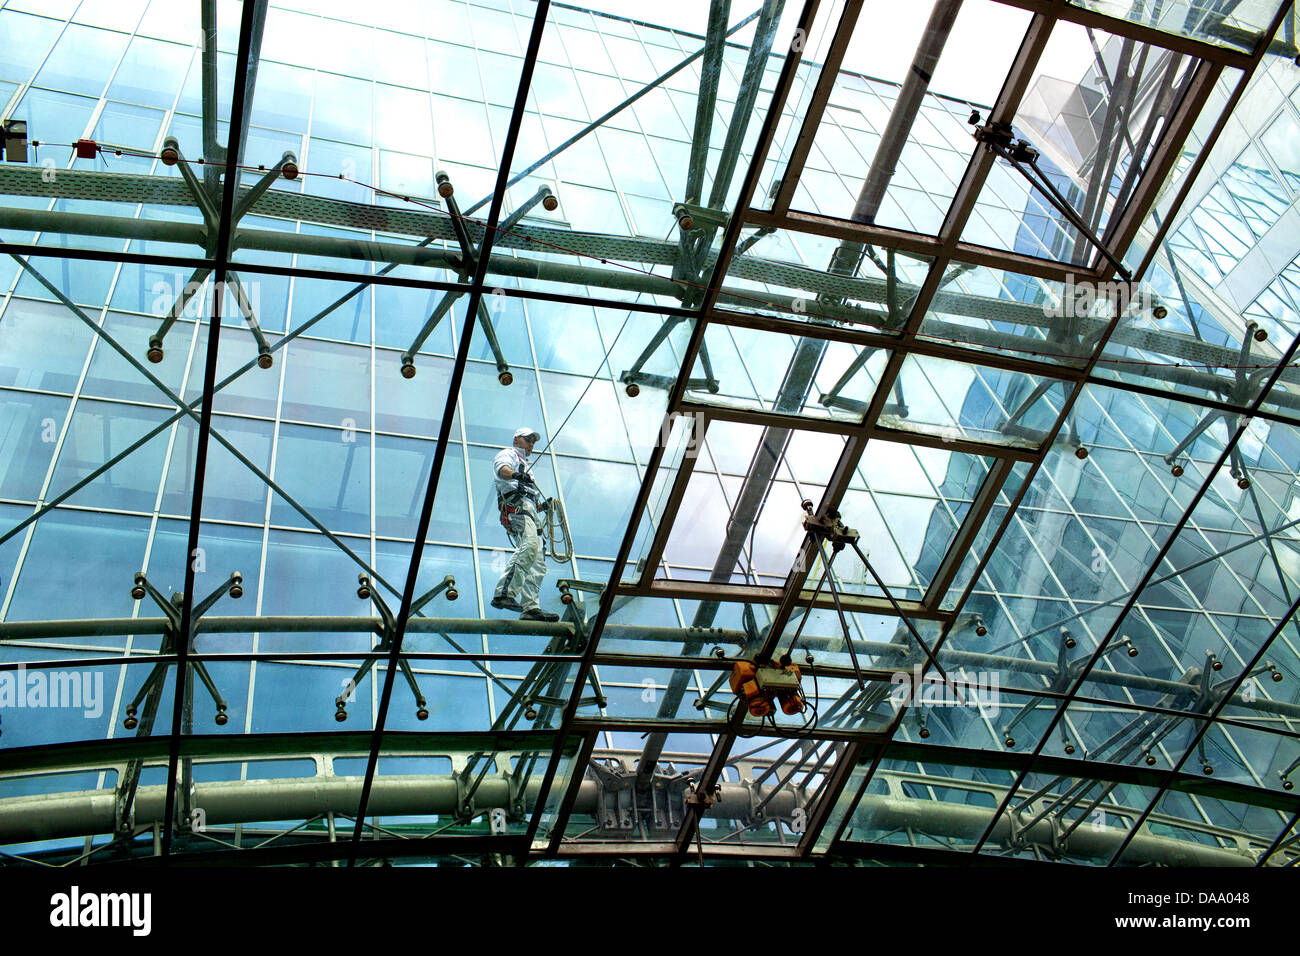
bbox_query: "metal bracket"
[684,780,721,811]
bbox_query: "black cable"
[533,224,675,461]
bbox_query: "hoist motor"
[730,657,806,717]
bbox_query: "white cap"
[514,427,540,442]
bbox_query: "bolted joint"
[160,136,180,167]
[684,781,721,810]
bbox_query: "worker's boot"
[491,593,523,611]
[520,607,558,623]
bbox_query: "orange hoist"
[730,656,806,717]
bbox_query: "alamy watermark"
[657,409,706,459]
[49,886,151,936]
[0,663,104,718]
[1043,275,1161,320]
[149,274,261,319]
[888,664,1000,718]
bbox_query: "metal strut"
[619,314,720,397]
[790,501,950,685]
[997,626,1138,751]
[148,136,294,369]
[818,258,975,416]
[114,569,243,845]
[455,593,602,825]
[1162,320,1270,478]
[1010,648,1286,847]
[335,572,460,722]
[970,116,1132,282]
[399,178,558,382]
[621,0,784,400]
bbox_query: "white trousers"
[495,499,546,611]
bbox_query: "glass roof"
[0,0,1298,868]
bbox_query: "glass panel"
[947,384,1236,703]
[814,442,1003,602]
[658,420,844,586]
[721,227,934,330]
[965,20,1201,268]
[1067,1,1291,53]
[688,325,886,421]
[788,1,1032,234]
[3,0,1298,866]
[1097,264,1297,415]
[696,734,848,848]
[838,754,1019,855]
[917,260,1107,368]
[880,353,1074,449]
[986,766,1160,864]
[1113,784,1294,867]
[597,594,778,661]
[0,5,229,261]
[624,411,700,583]
[589,662,730,724]
[1120,65,1245,275]
[1084,416,1300,724]
[1191,721,1299,790]
[940,459,1033,608]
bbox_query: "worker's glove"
[517,471,536,488]
[541,497,553,512]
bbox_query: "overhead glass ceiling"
[0,0,1297,867]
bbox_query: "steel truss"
[0,729,1295,867]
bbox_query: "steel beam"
[0,767,1282,868]
[346,0,553,861]
[769,0,864,218]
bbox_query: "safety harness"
[497,455,539,531]
[495,454,572,561]
[497,490,526,530]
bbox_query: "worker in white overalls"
[490,426,559,622]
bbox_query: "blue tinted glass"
[460,363,543,447]
[375,434,471,543]
[0,12,62,84]
[107,35,190,108]
[50,399,171,512]
[0,390,69,500]
[33,24,129,97]
[269,423,371,536]
[280,338,371,430]
[288,266,373,343]
[6,510,151,621]
[374,279,458,354]
[163,415,274,524]
[13,247,117,307]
